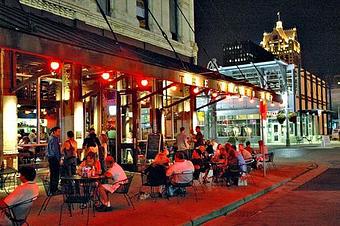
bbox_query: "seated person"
[205,140,214,155]
[245,141,255,155]
[166,151,194,196]
[191,146,204,180]
[77,151,101,176]
[18,136,34,161]
[239,144,252,161]
[256,140,269,168]
[96,156,127,212]
[153,149,170,166]
[224,148,247,186]
[191,146,210,182]
[144,164,167,187]
[0,166,39,226]
[143,149,169,187]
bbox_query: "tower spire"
[276,12,283,29]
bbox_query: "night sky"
[194,0,340,78]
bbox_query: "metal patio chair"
[37,173,62,215]
[2,197,37,226]
[113,175,135,209]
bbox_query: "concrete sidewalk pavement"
[21,162,324,226]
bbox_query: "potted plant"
[227,136,238,145]
[277,110,286,124]
[288,112,297,123]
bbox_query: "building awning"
[0,4,281,103]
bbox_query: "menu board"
[146,133,161,159]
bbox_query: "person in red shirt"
[245,141,255,155]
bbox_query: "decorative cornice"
[20,0,77,19]
[20,0,197,58]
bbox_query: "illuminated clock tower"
[261,12,301,65]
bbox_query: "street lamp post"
[283,92,290,146]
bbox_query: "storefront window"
[216,112,260,143]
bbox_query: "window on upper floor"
[169,0,179,41]
[97,0,111,16]
[137,0,149,29]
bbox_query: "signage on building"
[259,101,268,120]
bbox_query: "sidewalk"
[22,162,321,226]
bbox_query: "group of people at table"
[0,126,128,222]
[46,126,128,212]
[0,125,269,224]
[142,126,268,197]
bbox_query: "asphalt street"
[205,144,340,226]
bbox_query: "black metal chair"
[140,165,167,200]
[168,171,198,202]
[265,152,276,169]
[2,197,37,226]
[113,175,135,209]
[38,173,62,215]
[59,177,96,226]
[0,167,19,194]
[243,159,256,185]
[224,164,242,187]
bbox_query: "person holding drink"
[77,151,102,177]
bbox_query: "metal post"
[285,96,290,146]
[36,77,41,144]
[261,116,266,177]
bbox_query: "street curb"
[185,164,318,226]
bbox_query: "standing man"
[176,127,190,157]
[47,126,61,194]
[193,126,204,148]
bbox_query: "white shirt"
[102,163,128,193]
[107,163,127,183]
[3,181,39,224]
[166,160,194,184]
[176,132,189,151]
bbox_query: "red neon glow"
[193,87,200,94]
[50,61,60,71]
[141,79,148,86]
[101,72,110,80]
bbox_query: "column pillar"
[71,64,84,149]
[60,63,71,143]
[0,49,18,169]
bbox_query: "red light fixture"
[141,79,148,87]
[50,61,60,71]
[193,87,200,94]
[171,85,177,91]
[101,72,110,80]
